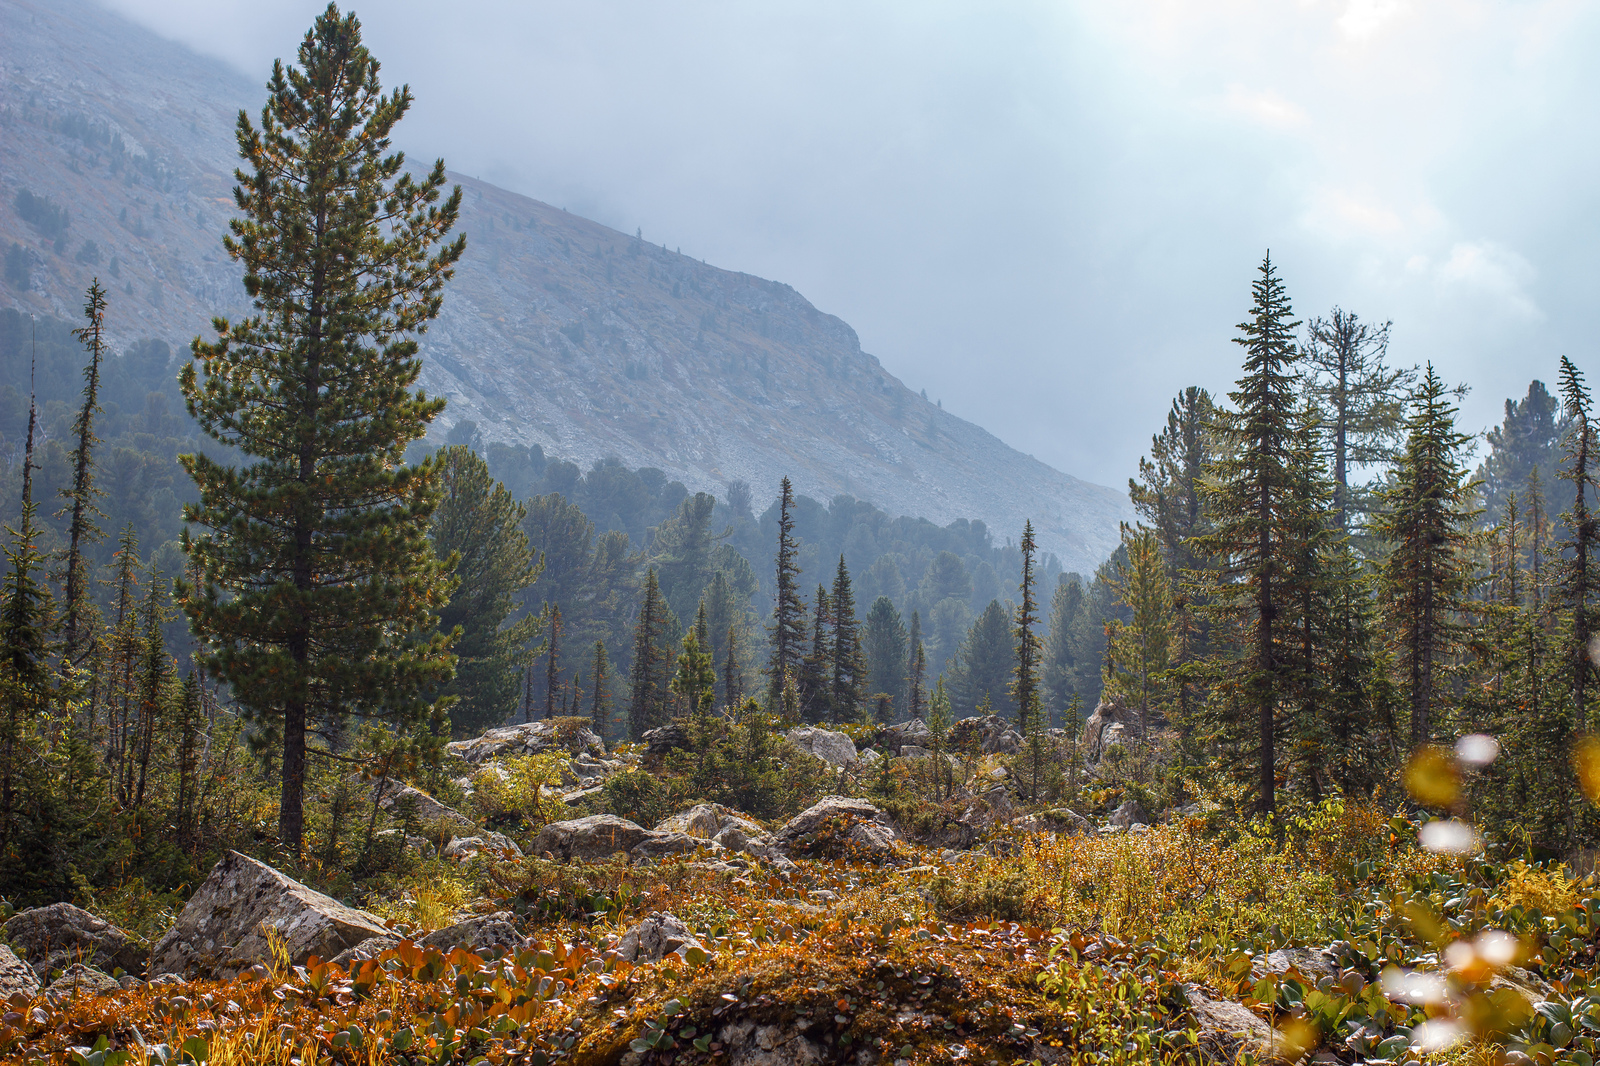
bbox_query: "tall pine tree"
[767,477,806,707]
[178,6,464,858]
[58,281,109,673]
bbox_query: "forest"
[2,7,1599,1066]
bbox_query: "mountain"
[0,0,1133,574]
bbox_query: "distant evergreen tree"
[905,609,922,715]
[1129,387,1217,576]
[1376,365,1476,748]
[1196,252,1303,816]
[767,477,806,707]
[908,642,927,722]
[670,604,717,720]
[429,445,539,735]
[178,6,464,858]
[1479,380,1565,528]
[590,640,610,740]
[1304,308,1412,533]
[798,584,832,722]
[830,555,868,720]
[1105,526,1172,743]
[952,600,1015,718]
[653,491,717,623]
[1011,521,1043,734]
[863,596,908,712]
[1320,542,1389,794]
[723,625,743,708]
[545,605,562,720]
[1042,577,1087,717]
[628,569,673,737]
[58,281,109,672]
[1281,402,1339,798]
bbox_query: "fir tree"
[670,615,717,719]
[1106,526,1173,744]
[863,596,908,711]
[58,281,109,672]
[798,584,832,722]
[723,625,743,709]
[1129,387,1216,575]
[1556,356,1600,734]
[1479,380,1565,526]
[628,569,673,737]
[1011,521,1044,734]
[952,601,1015,719]
[1376,365,1477,748]
[768,477,806,707]
[545,605,562,720]
[830,555,868,720]
[590,640,610,740]
[908,642,927,722]
[1042,577,1088,716]
[178,6,464,858]
[1197,252,1303,816]
[131,574,171,814]
[905,609,922,716]
[430,445,539,734]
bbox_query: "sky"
[101,0,1600,489]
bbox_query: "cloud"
[1435,241,1542,319]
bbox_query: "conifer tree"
[905,609,922,716]
[723,625,742,709]
[799,584,832,721]
[1197,252,1302,816]
[178,6,464,859]
[545,605,562,720]
[908,642,927,722]
[590,640,610,740]
[1011,521,1044,734]
[1281,402,1338,797]
[1106,526,1172,743]
[132,574,171,814]
[1376,365,1477,748]
[768,477,806,707]
[670,617,716,719]
[830,555,868,720]
[174,670,204,850]
[1129,387,1216,575]
[1304,308,1411,533]
[863,596,908,711]
[58,281,109,672]
[1042,578,1088,715]
[628,569,673,737]
[1556,356,1600,733]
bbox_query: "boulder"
[371,781,476,836]
[878,717,931,755]
[713,1018,827,1065]
[613,913,704,963]
[900,744,934,759]
[329,935,401,970]
[0,945,39,1000]
[147,851,393,980]
[1258,946,1339,984]
[656,803,722,839]
[949,715,1023,755]
[1081,700,1138,762]
[713,825,753,852]
[532,814,653,861]
[447,718,605,764]
[420,915,522,956]
[959,786,1017,836]
[46,963,121,998]
[1109,799,1150,829]
[1182,985,1280,1062]
[785,726,858,767]
[442,833,522,860]
[631,832,721,861]
[773,796,898,861]
[641,723,691,757]
[3,903,145,983]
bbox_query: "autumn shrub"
[466,752,568,833]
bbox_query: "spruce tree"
[58,281,109,672]
[905,609,922,716]
[1128,387,1216,575]
[863,596,908,711]
[1042,577,1087,716]
[178,6,464,858]
[1376,365,1477,748]
[1556,356,1600,734]
[908,642,927,722]
[799,584,832,721]
[830,555,868,720]
[545,605,562,720]
[1197,252,1302,816]
[590,640,610,740]
[670,619,717,719]
[1011,520,1043,734]
[768,477,806,707]
[628,569,672,737]
[1105,526,1172,744]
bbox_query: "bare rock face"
[147,852,393,979]
[532,814,654,861]
[447,718,605,765]
[3,902,146,982]
[785,726,858,767]
[713,1019,827,1065]
[0,945,39,1000]
[46,963,121,998]
[613,913,704,963]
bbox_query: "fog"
[101,0,1600,487]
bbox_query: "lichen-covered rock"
[1182,985,1279,1062]
[773,795,898,862]
[949,715,1024,755]
[0,945,39,1000]
[785,726,857,767]
[774,796,892,845]
[446,717,605,764]
[613,913,704,963]
[442,832,522,860]
[371,781,476,836]
[877,717,930,756]
[420,915,522,956]
[147,852,393,979]
[3,902,146,982]
[1081,700,1138,762]
[714,1018,827,1065]
[532,814,653,861]
[632,832,722,861]
[46,963,121,998]
[655,804,764,840]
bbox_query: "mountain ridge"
[0,0,1133,572]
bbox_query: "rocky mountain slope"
[0,0,1132,572]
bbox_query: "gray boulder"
[329,935,401,970]
[532,814,653,861]
[785,726,858,767]
[949,715,1024,755]
[3,902,146,982]
[655,804,764,840]
[1109,799,1150,829]
[614,913,704,963]
[420,915,522,956]
[899,744,934,759]
[147,851,393,979]
[631,832,721,861]
[773,796,897,862]
[46,963,121,998]
[0,945,39,1000]
[1082,700,1138,762]
[442,832,523,860]
[371,781,476,836]
[878,717,931,755]
[1182,985,1279,1062]
[641,723,691,757]
[447,718,605,764]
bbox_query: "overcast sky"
[102,0,1600,488]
